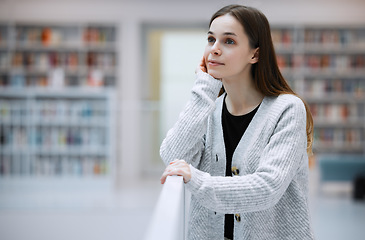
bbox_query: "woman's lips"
[208,60,224,66]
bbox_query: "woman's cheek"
[204,45,212,60]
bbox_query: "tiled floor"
[309,168,365,240]
[0,168,364,240]
[0,177,162,240]
[310,195,365,240]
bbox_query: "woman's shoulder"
[264,94,306,118]
[266,94,304,108]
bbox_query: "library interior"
[0,0,364,239]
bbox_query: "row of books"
[271,28,365,46]
[0,155,108,176]
[83,27,115,44]
[8,52,116,69]
[295,78,365,97]
[14,26,115,46]
[271,29,294,46]
[314,128,363,146]
[303,29,365,46]
[34,100,107,122]
[304,54,365,70]
[0,99,107,123]
[0,74,63,88]
[309,103,364,122]
[277,54,365,70]
[276,54,299,68]
[0,70,114,88]
[0,126,107,147]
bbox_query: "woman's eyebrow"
[207,31,237,36]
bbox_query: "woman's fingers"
[160,159,191,184]
[160,162,176,184]
[195,56,222,81]
[160,170,169,184]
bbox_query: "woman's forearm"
[160,71,222,166]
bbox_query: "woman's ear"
[250,47,259,64]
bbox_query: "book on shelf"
[276,54,303,69]
[83,26,115,45]
[271,28,293,47]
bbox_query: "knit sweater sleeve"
[160,71,222,167]
[186,96,308,213]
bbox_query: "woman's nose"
[211,42,221,55]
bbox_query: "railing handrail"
[145,175,186,240]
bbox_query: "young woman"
[160,4,315,240]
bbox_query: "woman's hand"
[160,159,191,184]
[196,56,222,81]
[196,56,207,74]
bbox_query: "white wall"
[0,0,364,187]
[1,0,364,24]
[160,31,206,143]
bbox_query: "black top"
[222,96,259,240]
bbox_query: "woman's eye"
[225,38,235,44]
[207,37,215,43]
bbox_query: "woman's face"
[204,14,258,80]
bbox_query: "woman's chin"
[207,70,223,79]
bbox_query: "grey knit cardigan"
[160,72,315,240]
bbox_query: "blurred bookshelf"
[272,26,365,155]
[0,22,117,186]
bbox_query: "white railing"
[145,176,190,240]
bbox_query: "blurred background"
[0,0,364,239]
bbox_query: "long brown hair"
[211,5,313,155]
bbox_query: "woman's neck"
[222,76,264,116]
